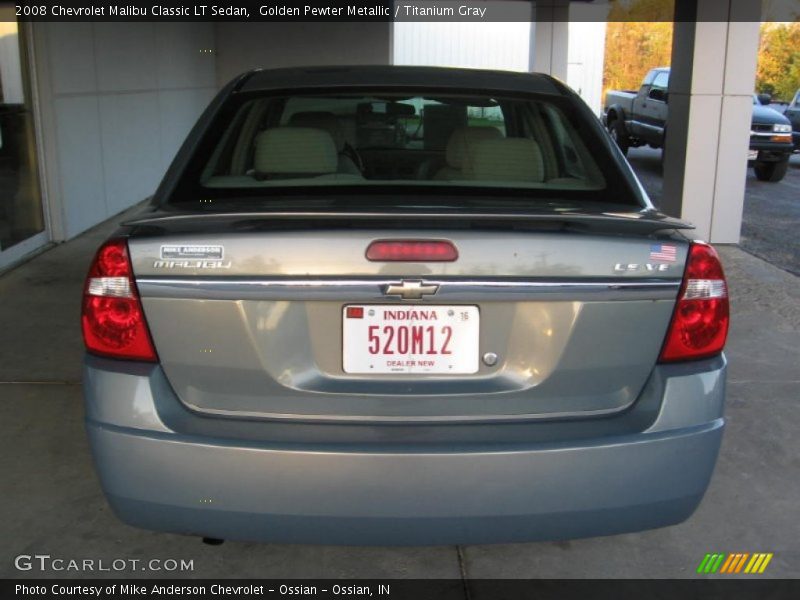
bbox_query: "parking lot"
[1,163,799,582]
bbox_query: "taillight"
[658,242,729,362]
[81,238,157,362]
[366,240,458,262]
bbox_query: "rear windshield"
[170,90,643,207]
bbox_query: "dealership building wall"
[32,22,217,240]
[214,22,392,87]
[28,22,392,245]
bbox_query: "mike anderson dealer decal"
[155,245,230,269]
[160,245,224,260]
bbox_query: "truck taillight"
[81,238,157,362]
[658,242,729,362]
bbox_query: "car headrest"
[445,126,503,169]
[253,127,338,176]
[288,111,346,151]
[465,138,545,182]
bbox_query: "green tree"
[603,22,674,99]
[756,22,800,101]
[607,0,675,21]
[603,0,675,99]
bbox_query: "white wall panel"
[155,22,216,89]
[41,23,97,96]
[215,23,391,87]
[394,18,605,116]
[393,22,531,72]
[94,23,158,93]
[566,21,607,116]
[34,22,216,240]
[98,92,162,216]
[52,96,106,238]
[158,88,216,170]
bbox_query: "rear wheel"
[608,118,630,156]
[754,158,789,182]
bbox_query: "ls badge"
[614,263,671,273]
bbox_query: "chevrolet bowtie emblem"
[384,280,439,300]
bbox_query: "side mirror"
[649,88,668,103]
[757,93,772,106]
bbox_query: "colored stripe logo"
[697,553,773,574]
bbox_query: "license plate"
[342,305,479,374]
[748,149,759,160]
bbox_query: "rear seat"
[288,111,362,175]
[464,138,545,182]
[253,127,349,179]
[433,126,503,180]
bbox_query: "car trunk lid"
[127,210,690,422]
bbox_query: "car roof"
[237,65,565,96]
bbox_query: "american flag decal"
[650,244,677,262]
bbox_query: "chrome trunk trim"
[137,277,681,302]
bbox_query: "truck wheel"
[754,158,789,182]
[608,119,630,156]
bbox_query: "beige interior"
[254,127,339,175]
[465,138,545,182]
[434,126,504,180]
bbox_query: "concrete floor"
[1,204,799,581]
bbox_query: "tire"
[608,118,630,156]
[754,158,789,182]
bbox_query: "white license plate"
[748,149,759,160]
[342,305,480,374]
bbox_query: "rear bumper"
[84,356,726,545]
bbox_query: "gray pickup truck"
[604,67,794,182]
